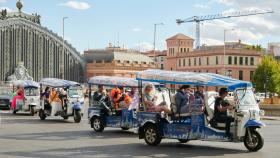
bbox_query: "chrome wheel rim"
[246,134,258,148]
[146,128,156,143]
[93,119,101,130]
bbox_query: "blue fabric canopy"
[13,80,40,88]
[40,78,80,87]
[136,69,252,90]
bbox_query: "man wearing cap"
[175,85,191,114]
[214,87,235,139]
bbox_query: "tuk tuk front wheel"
[121,127,129,131]
[144,124,161,146]
[74,110,82,123]
[178,139,190,143]
[244,129,264,152]
[91,117,104,132]
[30,106,35,116]
[39,109,46,120]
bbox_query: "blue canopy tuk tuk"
[39,78,84,123]
[12,80,40,115]
[88,76,141,132]
[136,69,265,152]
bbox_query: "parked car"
[0,89,12,110]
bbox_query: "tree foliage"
[253,56,280,94]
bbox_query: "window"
[227,70,232,78]
[180,48,183,52]
[216,56,219,65]
[234,56,237,65]
[239,70,243,80]
[194,58,197,66]
[199,58,201,66]
[250,71,254,81]
[183,59,186,66]
[179,59,181,67]
[189,58,191,66]
[228,56,232,65]
[161,57,164,62]
[160,64,164,70]
[250,57,254,66]
[215,70,218,74]
[187,48,189,52]
[239,57,243,65]
[245,57,248,65]
[184,48,186,52]
[206,70,209,73]
[207,57,209,65]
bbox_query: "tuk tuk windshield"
[24,88,39,96]
[235,89,257,107]
[68,89,83,98]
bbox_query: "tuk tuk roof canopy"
[39,78,80,88]
[13,80,40,88]
[136,69,252,90]
[88,76,138,87]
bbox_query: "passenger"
[49,89,62,106]
[59,88,68,109]
[143,84,171,114]
[128,87,139,110]
[175,85,191,114]
[42,87,50,101]
[111,87,132,109]
[190,85,205,112]
[213,87,234,139]
[11,90,25,110]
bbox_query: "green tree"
[253,56,280,95]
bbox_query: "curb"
[261,117,280,121]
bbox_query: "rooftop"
[166,33,194,41]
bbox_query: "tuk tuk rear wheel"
[144,124,161,146]
[74,110,82,123]
[39,109,46,120]
[91,117,104,132]
[244,129,264,152]
[178,139,190,143]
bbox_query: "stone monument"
[7,62,33,81]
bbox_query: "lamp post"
[61,16,68,79]
[153,23,164,62]
[223,28,234,75]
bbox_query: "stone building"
[84,45,157,79]
[0,1,85,82]
[165,33,263,81]
[143,50,167,70]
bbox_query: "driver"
[213,87,234,139]
[111,87,132,109]
[93,85,110,103]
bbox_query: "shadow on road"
[0,142,248,158]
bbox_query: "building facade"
[143,50,167,70]
[166,33,263,81]
[84,45,157,79]
[0,1,85,82]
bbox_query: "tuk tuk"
[87,76,140,132]
[136,69,265,152]
[12,80,40,115]
[39,78,84,123]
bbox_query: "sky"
[1,0,280,53]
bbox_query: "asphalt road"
[0,111,279,158]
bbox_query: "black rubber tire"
[121,127,129,131]
[30,106,35,116]
[144,124,162,146]
[39,109,46,120]
[74,110,82,123]
[91,117,104,132]
[178,139,190,143]
[244,129,264,152]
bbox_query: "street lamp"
[153,23,164,62]
[62,16,68,79]
[223,28,234,75]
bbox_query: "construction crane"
[176,10,274,49]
